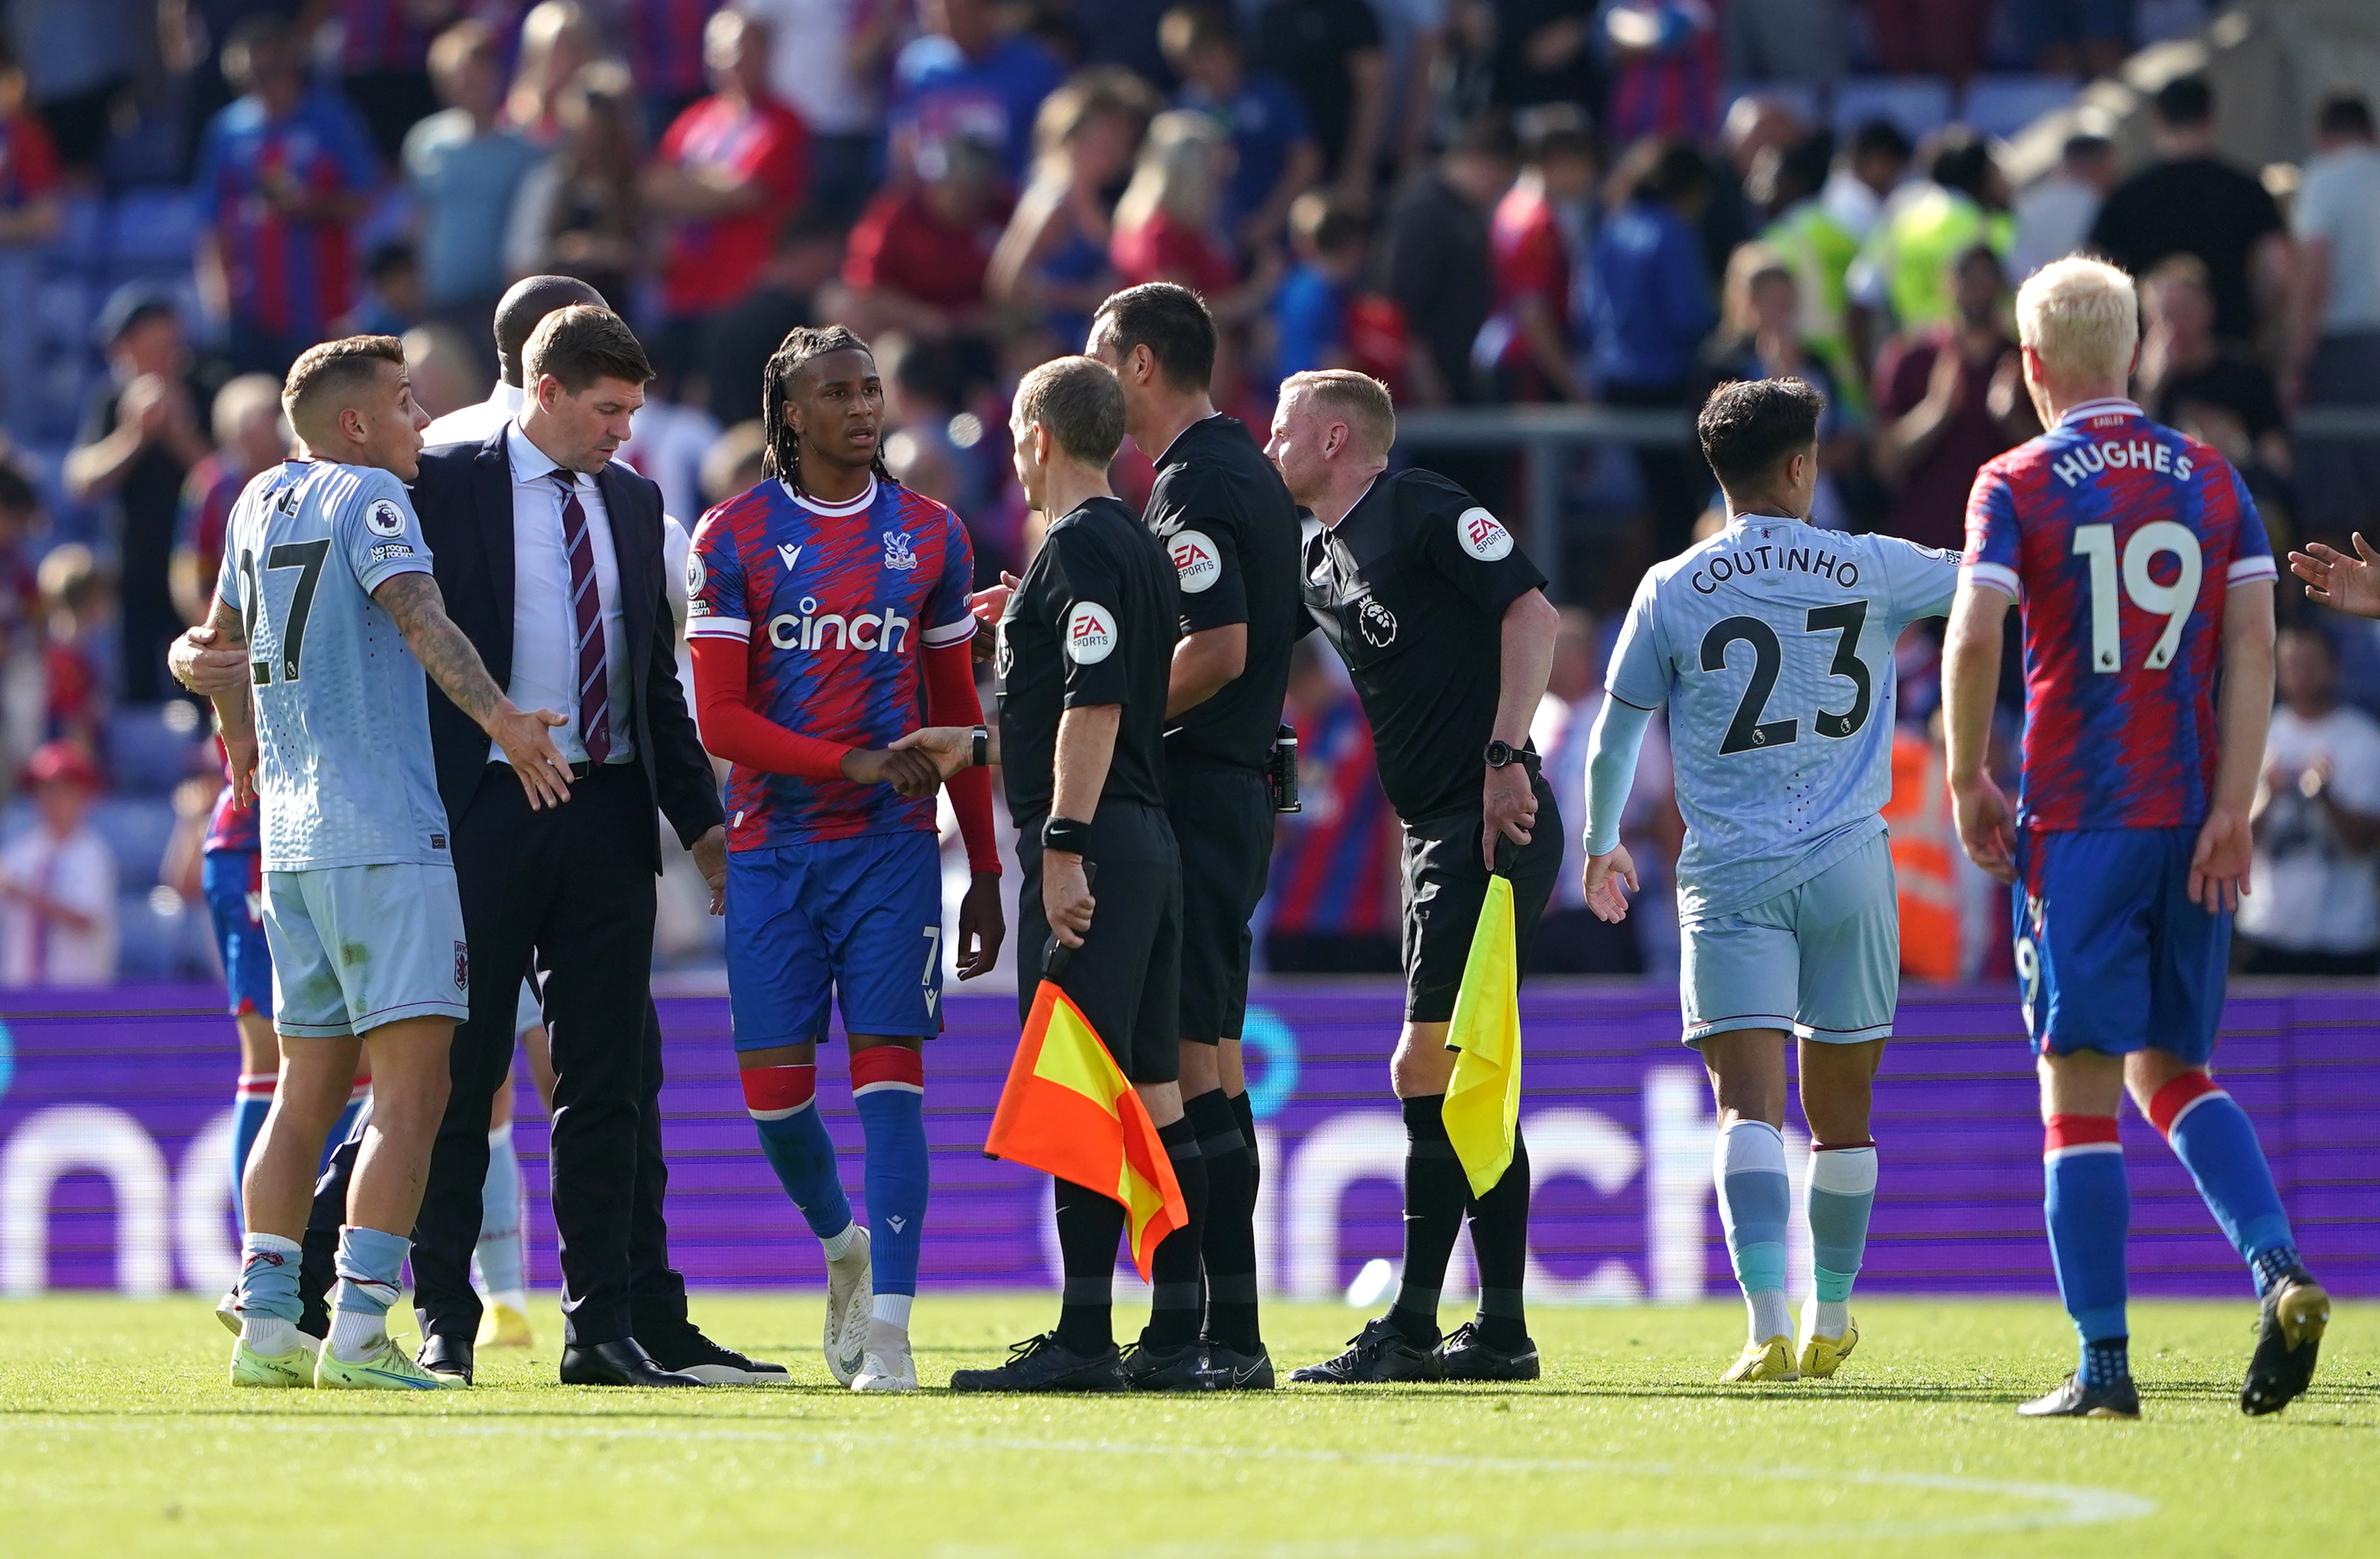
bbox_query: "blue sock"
[743,1064,854,1240]
[852,1048,927,1308]
[237,1232,303,1323]
[2045,1116,2130,1375]
[1805,1143,1878,1305]
[330,1225,410,1319]
[230,1073,274,1228]
[1715,1120,1791,1339]
[2150,1075,2299,1295]
[474,1121,526,1301]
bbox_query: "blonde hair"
[1115,110,1224,235]
[1282,369,1396,456]
[211,373,286,447]
[2016,255,2140,384]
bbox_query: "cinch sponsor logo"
[2052,439,2196,487]
[767,596,913,653]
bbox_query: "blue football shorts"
[202,847,273,1019]
[263,860,470,1039]
[2013,824,2230,1063]
[1679,829,1899,1048]
[725,830,945,1049]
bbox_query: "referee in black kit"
[941,356,1193,1394]
[1089,283,1302,1390]
[1266,369,1563,1385]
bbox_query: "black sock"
[1188,1088,1261,1351]
[1389,1094,1465,1347]
[1142,1117,1209,1348]
[1054,1176,1126,1355]
[1231,1089,1259,1197]
[1464,1125,1532,1351]
[2082,1335,2131,1390]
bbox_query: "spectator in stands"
[1849,128,2006,337]
[1110,109,1238,296]
[505,61,651,308]
[0,461,47,791]
[703,209,844,428]
[1866,0,1992,84]
[1589,139,1717,554]
[987,67,1157,352]
[1264,637,1400,974]
[1756,135,1863,415]
[698,418,769,507]
[2088,74,2288,347]
[740,0,901,222]
[2137,254,2290,481]
[1484,1,1598,116]
[192,15,381,378]
[1384,112,1511,406]
[35,544,109,752]
[1871,242,2035,552]
[626,0,725,142]
[338,0,447,167]
[2238,625,2380,976]
[1596,0,1719,145]
[2009,129,2118,282]
[1271,191,1367,377]
[503,0,599,145]
[1707,245,1853,528]
[1255,0,1387,206]
[1720,0,1842,90]
[889,0,1067,184]
[0,41,62,439]
[1488,104,1593,403]
[1163,4,1321,254]
[169,372,285,629]
[402,321,485,421]
[343,239,426,338]
[0,740,116,986]
[2284,90,2380,545]
[646,10,809,374]
[11,0,133,180]
[877,334,979,514]
[2011,0,2130,81]
[1821,118,1911,245]
[408,21,548,349]
[64,286,210,704]
[840,133,1004,341]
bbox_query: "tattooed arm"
[201,595,260,808]
[372,570,576,809]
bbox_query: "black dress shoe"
[559,1338,705,1387]
[418,1333,475,1385]
[643,1323,790,1385]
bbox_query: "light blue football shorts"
[263,861,471,1039]
[1679,829,1899,1048]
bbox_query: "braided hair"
[760,324,894,495]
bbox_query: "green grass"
[3,1294,2373,1556]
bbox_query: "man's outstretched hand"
[889,724,996,780]
[2289,534,2380,618]
[843,745,945,798]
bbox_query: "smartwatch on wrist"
[1042,815,1093,856]
[970,725,989,768]
[1485,740,1536,771]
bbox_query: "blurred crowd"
[1,0,2379,988]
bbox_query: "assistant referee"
[1268,369,1563,1385]
[1090,282,1303,1389]
[944,356,1193,1394]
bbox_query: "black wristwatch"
[1484,739,1528,769]
[970,725,989,768]
[1042,815,1094,856]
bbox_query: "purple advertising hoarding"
[1,980,2371,1300]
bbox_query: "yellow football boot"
[315,1334,467,1390]
[1719,1336,1799,1383]
[230,1333,318,1389]
[1799,1319,1859,1379]
[476,1300,534,1349]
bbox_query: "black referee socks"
[1390,1094,1467,1348]
[1054,1176,1128,1354]
[1230,1090,1260,1197]
[1187,1088,1262,1352]
[1465,1126,1533,1352]
[1142,1116,1209,1348]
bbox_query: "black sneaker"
[1120,1338,1211,1392]
[948,1332,1126,1394]
[1436,1321,1540,1382]
[643,1324,791,1385]
[2016,1373,2141,1419]
[1202,1342,1276,1390]
[2242,1272,2330,1417]
[1287,1317,1444,1385]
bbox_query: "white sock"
[872,1292,912,1327]
[821,1221,862,1263]
[1803,1296,1850,1343]
[328,1307,389,1363]
[1745,1289,1793,1345]
[239,1316,301,1354]
[491,1289,528,1314]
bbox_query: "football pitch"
[4,1294,2372,1557]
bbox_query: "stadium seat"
[1832,76,1955,142]
[113,884,206,978]
[1963,74,2083,140]
[106,705,209,797]
[103,191,200,269]
[87,796,179,890]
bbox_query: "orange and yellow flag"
[984,979,1187,1278]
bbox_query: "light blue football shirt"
[214,460,452,871]
[1606,515,1962,919]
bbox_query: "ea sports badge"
[1170,528,1221,593]
[365,498,408,539]
[1457,506,1512,561]
[1064,601,1118,663]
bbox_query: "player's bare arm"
[1166,623,1247,717]
[2190,578,2277,913]
[372,570,575,810]
[196,595,260,808]
[2287,533,2380,617]
[168,621,253,697]
[1044,704,1120,948]
[891,723,1001,776]
[1485,589,1560,869]
[1942,579,2017,884]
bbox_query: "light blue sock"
[1715,1120,1791,1339]
[237,1232,303,1323]
[2153,1078,2298,1295]
[853,1050,928,1305]
[2045,1117,2130,1370]
[330,1225,411,1320]
[474,1121,526,1301]
[230,1074,273,1228]
[745,1066,854,1240]
[1806,1143,1879,1305]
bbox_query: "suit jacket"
[409,431,723,870]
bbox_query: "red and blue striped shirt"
[192,91,379,342]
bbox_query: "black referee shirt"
[1300,469,1548,822]
[1147,414,1305,771]
[997,495,1181,824]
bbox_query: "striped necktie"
[551,469,611,764]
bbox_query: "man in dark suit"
[176,306,767,1387]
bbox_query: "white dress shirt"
[424,381,526,449]
[500,422,636,767]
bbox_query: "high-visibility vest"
[1883,728,1962,981]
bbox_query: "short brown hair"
[1015,355,1125,469]
[1282,369,1395,455]
[1697,377,1825,489]
[282,335,406,435]
[523,305,653,393]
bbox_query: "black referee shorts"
[1016,801,1183,1085]
[1164,762,1274,1044]
[1400,773,1564,1024]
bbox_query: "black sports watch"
[970,725,989,768]
[1484,739,1523,769]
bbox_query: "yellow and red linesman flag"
[984,978,1187,1279]
[1443,873,1523,1197]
